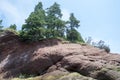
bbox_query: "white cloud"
[0,0,44,29]
[0,0,71,29]
[0,1,19,17]
[61,9,70,21]
[0,0,25,28]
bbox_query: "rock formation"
[0,31,120,80]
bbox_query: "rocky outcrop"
[13,72,96,80]
[0,31,120,80]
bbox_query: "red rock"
[0,31,120,80]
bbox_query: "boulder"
[95,69,120,80]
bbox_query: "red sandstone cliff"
[0,31,120,80]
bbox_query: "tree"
[86,37,110,53]
[9,24,17,30]
[46,2,62,18]
[46,2,65,38]
[66,28,84,42]
[0,20,3,30]
[20,2,46,41]
[67,13,80,29]
[19,2,84,43]
[66,13,84,42]
[34,2,43,12]
[96,40,110,53]
[85,37,92,44]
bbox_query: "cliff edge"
[0,31,120,80]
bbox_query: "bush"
[95,40,110,53]
[4,28,19,35]
[85,37,110,53]
[66,29,84,43]
[96,43,110,53]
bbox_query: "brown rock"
[0,31,120,80]
[96,69,120,80]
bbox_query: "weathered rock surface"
[0,31,120,80]
[12,72,96,80]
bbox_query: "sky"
[0,0,120,53]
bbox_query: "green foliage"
[19,2,84,43]
[0,20,3,30]
[95,40,110,53]
[67,13,80,29]
[46,2,62,18]
[9,24,17,30]
[4,28,19,35]
[20,27,45,42]
[66,29,84,43]
[46,2,65,38]
[34,2,43,12]
[116,67,120,72]
[12,73,95,80]
[66,13,84,43]
[20,2,46,42]
[18,73,36,79]
[85,37,110,53]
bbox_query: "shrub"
[85,37,110,53]
[95,40,110,53]
[4,28,19,35]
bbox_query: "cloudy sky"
[0,0,120,53]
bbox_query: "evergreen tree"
[46,2,65,38]
[20,2,46,41]
[9,24,17,30]
[66,13,84,42]
[68,13,80,29]
[66,28,84,42]
[19,2,84,43]
[34,2,43,12]
[0,20,3,30]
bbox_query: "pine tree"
[66,13,84,43]
[20,2,46,41]
[19,2,84,43]
[68,13,80,29]
[0,20,3,30]
[66,28,84,42]
[46,2,65,38]
[9,24,17,30]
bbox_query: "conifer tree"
[0,20,3,30]
[66,13,84,42]
[20,2,46,41]
[46,2,65,38]
[9,24,17,30]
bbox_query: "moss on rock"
[12,73,96,80]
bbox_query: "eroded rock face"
[12,72,96,80]
[0,31,120,80]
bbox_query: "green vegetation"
[0,19,18,35]
[19,2,84,43]
[46,2,65,38]
[66,13,84,43]
[85,37,110,53]
[18,74,36,79]
[9,24,17,30]
[0,2,85,43]
[0,20,3,30]
[1,1,111,48]
[0,20,3,32]
[20,2,46,41]
[12,73,95,80]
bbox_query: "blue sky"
[0,0,120,53]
